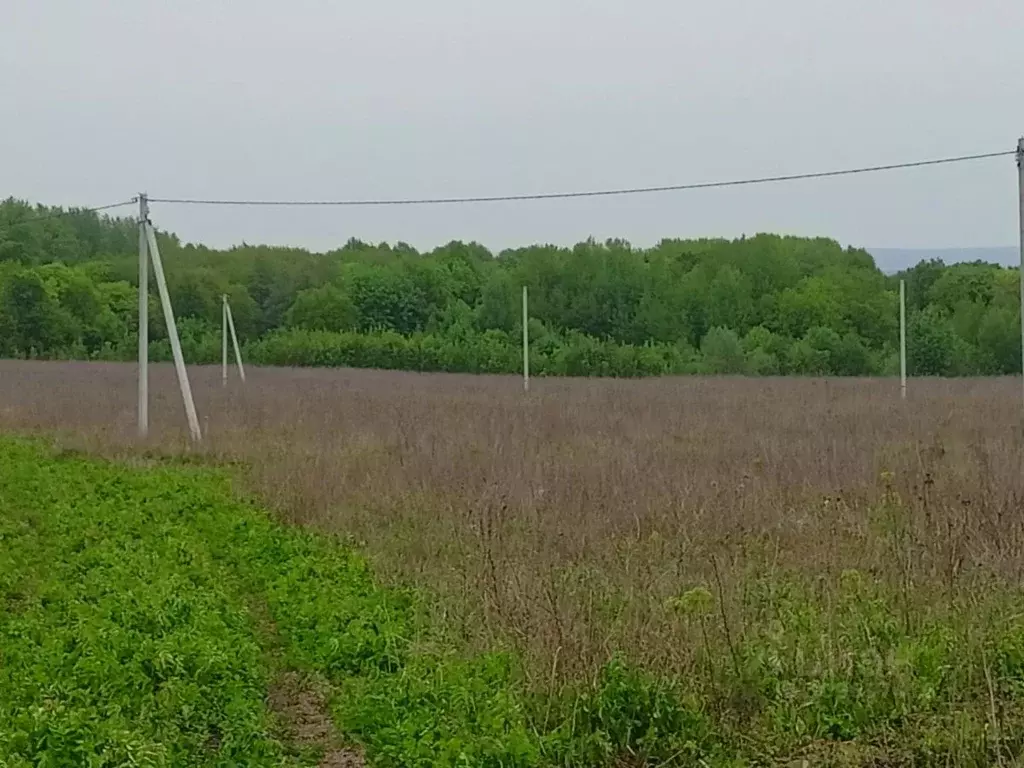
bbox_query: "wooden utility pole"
[522,286,530,393]
[138,193,149,438]
[900,279,907,400]
[1018,137,1024,410]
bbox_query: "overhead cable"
[147,150,1016,208]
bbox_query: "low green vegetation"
[0,440,288,766]
[1,198,1021,376]
[5,437,1024,765]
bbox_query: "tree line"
[0,197,1019,377]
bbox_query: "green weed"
[0,440,287,766]
[8,438,1024,766]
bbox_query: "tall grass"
[4,361,1024,762]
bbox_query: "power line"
[80,199,139,215]
[1,199,138,227]
[149,149,1016,208]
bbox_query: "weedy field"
[4,360,1024,765]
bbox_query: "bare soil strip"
[268,671,364,768]
[250,599,364,768]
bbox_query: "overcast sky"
[2,0,1022,252]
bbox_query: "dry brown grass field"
[3,359,1024,693]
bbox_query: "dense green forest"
[0,197,1019,376]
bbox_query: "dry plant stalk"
[3,360,1023,684]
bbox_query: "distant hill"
[869,247,1018,274]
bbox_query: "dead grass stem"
[4,360,1023,687]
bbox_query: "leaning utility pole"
[136,196,202,443]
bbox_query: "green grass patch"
[6,437,1024,766]
[0,440,287,766]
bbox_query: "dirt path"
[249,599,364,768]
[268,671,364,768]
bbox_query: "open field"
[5,360,1024,764]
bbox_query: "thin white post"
[225,297,246,383]
[222,294,228,388]
[522,285,530,393]
[145,223,202,442]
[899,279,907,400]
[138,194,149,438]
[1017,137,1024,412]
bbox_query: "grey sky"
[3,0,1022,253]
